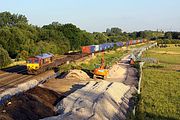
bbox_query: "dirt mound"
[0,87,64,120]
[65,69,90,80]
[108,64,126,79]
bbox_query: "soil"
[0,87,65,120]
[42,78,92,96]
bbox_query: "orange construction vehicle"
[93,52,109,79]
[129,58,135,65]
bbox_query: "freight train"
[81,39,147,53]
[26,39,147,74]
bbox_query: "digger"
[128,53,136,65]
[93,52,109,80]
[129,58,135,65]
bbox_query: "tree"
[93,32,107,44]
[111,27,122,35]
[0,46,12,68]
[60,23,84,50]
[106,27,122,36]
[165,32,172,39]
[0,11,28,27]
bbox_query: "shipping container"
[132,40,136,44]
[90,45,95,53]
[100,43,111,51]
[105,43,109,49]
[137,40,140,43]
[110,43,114,48]
[129,40,133,45]
[126,41,129,46]
[116,42,124,47]
[94,45,99,52]
[104,43,109,49]
[81,46,91,53]
[99,44,106,51]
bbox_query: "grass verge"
[136,45,180,120]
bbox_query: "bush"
[0,46,12,68]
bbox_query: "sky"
[0,0,180,32]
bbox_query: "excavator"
[129,53,135,65]
[93,52,109,79]
[129,58,135,65]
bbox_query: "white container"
[94,45,100,52]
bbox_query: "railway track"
[0,53,91,94]
[0,65,30,92]
[0,75,34,92]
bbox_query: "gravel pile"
[65,70,90,80]
[43,81,137,120]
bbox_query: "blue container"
[126,41,129,46]
[110,43,114,48]
[106,43,111,49]
[99,44,106,51]
[89,45,95,53]
[116,42,123,47]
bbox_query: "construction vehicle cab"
[129,53,135,65]
[93,52,109,79]
[129,58,135,65]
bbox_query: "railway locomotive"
[26,39,147,74]
[26,53,54,74]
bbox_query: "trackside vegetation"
[136,45,180,120]
[0,46,12,68]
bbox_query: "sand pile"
[43,81,137,120]
[108,64,127,79]
[65,69,90,80]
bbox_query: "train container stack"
[116,42,124,47]
[129,40,133,45]
[99,44,106,51]
[94,45,99,52]
[81,46,91,53]
[109,43,114,48]
[136,40,140,44]
[81,39,147,54]
[90,45,95,53]
[132,40,136,44]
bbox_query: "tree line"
[0,11,180,68]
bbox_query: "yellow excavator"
[93,52,109,79]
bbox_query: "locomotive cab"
[27,57,40,71]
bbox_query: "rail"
[0,71,60,105]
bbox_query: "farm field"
[137,45,180,120]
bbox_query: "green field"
[137,45,180,120]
